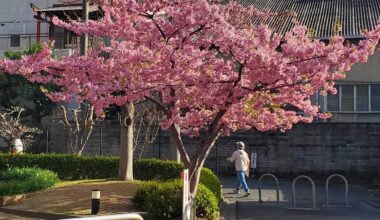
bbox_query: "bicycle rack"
[291,175,317,210]
[325,174,349,207]
[258,173,280,205]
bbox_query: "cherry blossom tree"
[2,0,380,196]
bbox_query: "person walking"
[227,141,250,196]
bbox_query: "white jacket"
[228,149,250,171]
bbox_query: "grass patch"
[0,167,59,196]
[55,179,107,188]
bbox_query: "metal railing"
[258,173,280,205]
[325,174,349,207]
[291,175,317,210]
[60,213,143,220]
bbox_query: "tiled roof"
[242,0,380,38]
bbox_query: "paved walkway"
[221,176,380,220]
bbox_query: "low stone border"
[0,194,25,207]
[0,207,78,219]
[367,200,380,210]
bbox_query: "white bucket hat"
[236,141,245,149]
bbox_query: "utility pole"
[80,0,89,56]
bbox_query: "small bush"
[200,168,222,201]
[134,180,219,220]
[146,180,183,220]
[0,167,60,196]
[195,184,219,220]
[132,181,160,210]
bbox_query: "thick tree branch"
[60,105,71,129]
[167,24,189,44]
[144,95,170,116]
[181,23,208,44]
[169,124,191,167]
[139,9,167,40]
[287,55,327,65]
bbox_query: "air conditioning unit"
[52,49,73,59]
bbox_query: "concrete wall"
[43,122,380,181]
[214,123,380,179]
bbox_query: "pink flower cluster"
[2,0,380,136]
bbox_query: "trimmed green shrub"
[134,159,184,181]
[0,154,119,180]
[200,168,222,202]
[0,167,60,196]
[146,180,183,220]
[132,181,160,210]
[0,154,185,181]
[134,180,218,220]
[195,184,219,220]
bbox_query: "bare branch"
[0,107,42,153]
[57,104,95,155]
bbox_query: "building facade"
[0,0,61,57]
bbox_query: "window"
[10,35,20,47]
[318,94,325,111]
[319,84,380,112]
[371,85,380,111]
[341,85,354,111]
[356,85,369,111]
[327,89,339,111]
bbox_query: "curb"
[0,194,25,207]
[0,207,78,220]
[367,200,380,210]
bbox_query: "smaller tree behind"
[58,103,94,156]
[133,101,161,159]
[0,107,42,153]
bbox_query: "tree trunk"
[189,163,203,197]
[186,129,221,197]
[118,102,135,181]
[168,125,181,162]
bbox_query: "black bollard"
[91,189,101,214]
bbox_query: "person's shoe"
[244,191,250,197]
[232,189,240,194]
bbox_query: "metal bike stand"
[325,174,350,207]
[258,173,280,205]
[291,175,317,210]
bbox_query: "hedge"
[0,154,119,180]
[134,159,184,181]
[0,167,60,196]
[133,180,219,220]
[0,154,221,200]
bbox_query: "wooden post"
[36,12,41,43]
[80,0,89,56]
